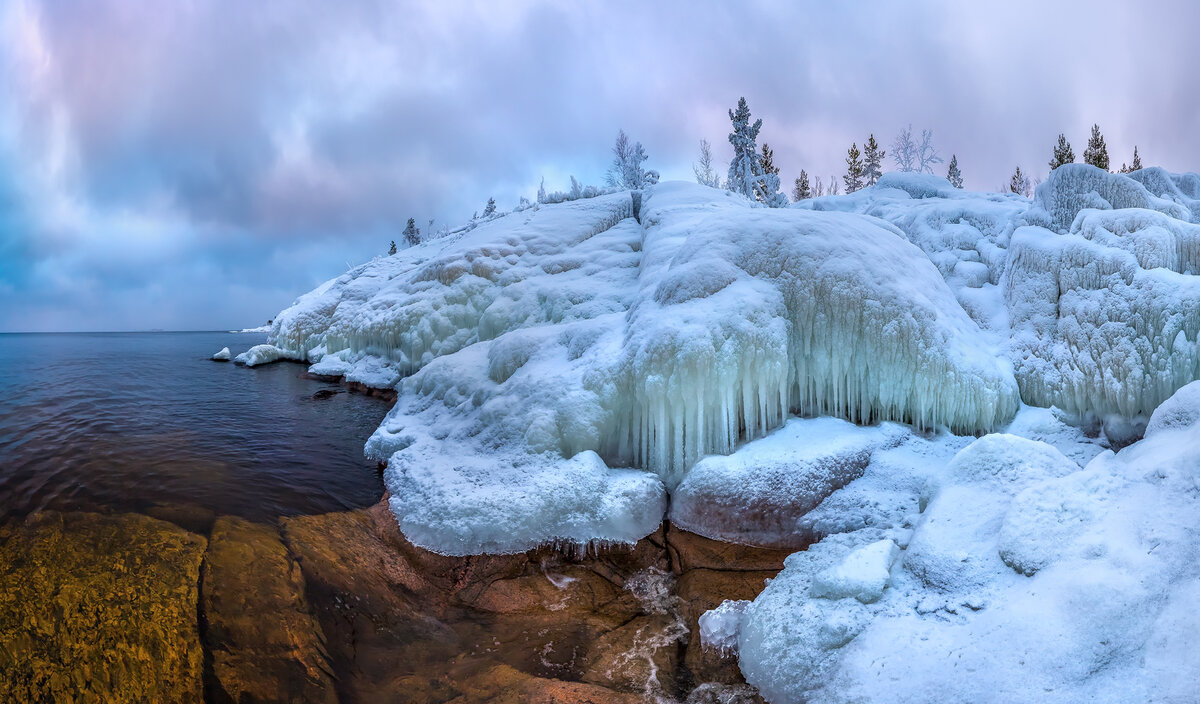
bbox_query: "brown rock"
[202,516,336,703]
[666,523,795,573]
[582,613,689,697]
[445,664,644,704]
[0,511,207,703]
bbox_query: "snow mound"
[269,192,638,370]
[669,417,907,548]
[734,385,1200,703]
[1006,207,1200,422]
[234,344,296,367]
[799,172,1031,331]
[1145,379,1200,436]
[1032,163,1192,232]
[1127,167,1200,221]
[211,347,231,361]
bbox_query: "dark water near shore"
[0,331,389,523]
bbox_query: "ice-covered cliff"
[253,169,1200,702]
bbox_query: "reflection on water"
[0,331,388,522]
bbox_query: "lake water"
[0,331,389,523]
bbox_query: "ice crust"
[211,347,231,361]
[234,344,297,367]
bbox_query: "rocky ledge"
[0,500,791,702]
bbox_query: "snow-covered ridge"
[261,172,1200,557]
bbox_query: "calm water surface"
[0,331,389,522]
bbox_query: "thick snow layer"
[234,344,297,367]
[799,173,1031,332]
[732,383,1200,703]
[669,418,907,548]
[269,192,639,370]
[211,347,231,361]
[1006,207,1200,421]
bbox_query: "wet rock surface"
[0,511,207,703]
[0,501,783,702]
[202,516,336,703]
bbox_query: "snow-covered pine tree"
[792,169,811,201]
[1131,145,1142,171]
[1049,133,1074,170]
[403,218,420,246]
[606,130,633,188]
[388,240,397,256]
[891,125,917,172]
[1083,124,1109,171]
[863,134,884,186]
[725,98,787,206]
[1009,166,1029,196]
[482,197,496,218]
[946,154,963,188]
[916,129,943,174]
[843,142,865,193]
[537,178,547,204]
[694,139,720,187]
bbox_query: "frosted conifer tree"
[693,139,720,187]
[482,197,496,218]
[605,130,657,189]
[1049,133,1074,170]
[862,134,884,186]
[537,178,547,204]
[761,143,779,176]
[726,97,788,206]
[843,142,864,193]
[1083,124,1109,171]
[891,125,917,172]
[388,240,397,256]
[403,218,420,246]
[946,154,963,188]
[1130,145,1142,171]
[792,170,811,201]
[1009,166,1029,196]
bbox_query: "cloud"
[2,0,1198,330]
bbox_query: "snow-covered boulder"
[211,347,231,361]
[234,344,295,367]
[1145,379,1200,436]
[669,418,906,548]
[809,539,899,603]
[1006,207,1200,423]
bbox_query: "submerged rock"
[202,516,336,703]
[0,511,206,702]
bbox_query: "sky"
[2,0,1198,332]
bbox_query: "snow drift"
[727,382,1200,703]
